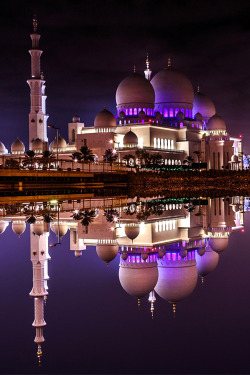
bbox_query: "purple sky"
[0,1,250,152]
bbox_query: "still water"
[0,196,250,374]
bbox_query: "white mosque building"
[0,17,243,170]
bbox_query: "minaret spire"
[148,290,156,319]
[27,16,48,149]
[144,53,152,80]
[168,55,172,68]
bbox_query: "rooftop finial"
[138,298,141,310]
[168,56,171,68]
[133,65,136,73]
[150,302,154,319]
[37,344,42,366]
[172,303,177,318]
[33,14,38,33]
[144,53,152,80]
[201,276,204,285]
[146,53,150,70]
[197,84,200,93]
[104,105,106,110]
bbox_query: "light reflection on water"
[0,195,249,374]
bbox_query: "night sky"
[0,1,250,151]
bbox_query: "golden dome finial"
[133,65,136,73]
[150,302,154,319]
[172,303,177,318]
[106,262,109,268]
[138,298,141,310]
[197,84,200,93]
[201,276,204,285]
[43,295,47,305]
[168,55,171,68]
[33,14,38,33]
[146,53,150,69]
[37,345,42,366]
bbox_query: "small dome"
[151,66,194,107]
[209,238,229,254]
[123,131,138,147]
[195,247,219,277]
[49,135,67,151]
[119,263,158,298]
[138,110,146,118]
[72,115,80,123]
[0,141,7,155]
[176,111,185,120]
[194,112,203,121]
[124,224,140,241]
[179,248,187,258]
[119,111,126,119]
[11,138,25,154]
[75,250,82,258]
[31,222,45,236]
[116,72,155,109]
[197,247,206,257]
[121,253,128,260]
[94,108,116,128]
[50,222,68,238]
[12,221,26,237]
[193,91,216,121]
[31,138,43,152]
[0,221,8,234]
[155,111,163,120]
[207,114,226,131]
[158,250,165,259]
[96,242,118,264]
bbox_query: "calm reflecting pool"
[0,196,250,374]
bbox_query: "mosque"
[0,17,243,170]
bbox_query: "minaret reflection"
[29,220,50,364]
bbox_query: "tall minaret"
[27,16,48,149]
[144,53,152,80]
[29,226,50,365]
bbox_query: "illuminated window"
[169,108,174,117]
[143,108,146,113]
[138,107,142,113]
[164,108,168,117]
[129,108,132,115]
[185,109,189,117]
[175,108,179,116]
[181,108,184,113]
[180,122,183,128]
[189,109,192,118]
[147,108,150,115]
[134,108,137,115]
[125,109,128,115]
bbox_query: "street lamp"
[109,140,120,163]
[48,125,60,168]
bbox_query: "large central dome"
[151,63,194,117]
[116,72,155,115]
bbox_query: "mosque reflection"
[0,195,247,364]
